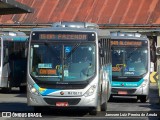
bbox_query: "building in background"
[0,0,159,71]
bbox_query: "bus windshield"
[30,42,96,83]
[112,47,148,77]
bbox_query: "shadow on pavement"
[0,102,32,112]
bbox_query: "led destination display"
[32,32,96,41]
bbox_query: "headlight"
[28,84,39,95]
[84,85,96,97]
[31,87,36,93]
[141,79,148,87]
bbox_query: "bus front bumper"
[27,92,98,108]
[111,85,149,96]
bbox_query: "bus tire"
[108,94,113,102]
[89,108,97,115]
[2,80,11,93]
[101,102,107,111]
[138,95,148,103]
[89,94,101,115]
[101,86,109,111]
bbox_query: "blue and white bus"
[27,22,112,115]
[0,32,28,92]
[111,32,150,103]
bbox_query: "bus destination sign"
[40,34,87,40]
[32,32,96,41]
[111,40,147,46]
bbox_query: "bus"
[0,32,29,92]
[27,22,112,115]
[111,32,150,103]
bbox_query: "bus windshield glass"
[112,47,148,77]
[30,42,96,83]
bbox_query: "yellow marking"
[39,87,46,92]
[150,72,158,83]
[116,64,126,67]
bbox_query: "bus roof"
[52,22,99,29]
[0,35,29,42]
[111,36,148,41]
[31,21,110,37]
[110,32,148,40]
[32,26,98,32]
[31,27,110,37]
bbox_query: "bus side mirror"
[99,48,104,57]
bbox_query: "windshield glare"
[30,43,96,83]
[112,47,148,77]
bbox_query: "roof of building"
[0,0,33,15]
[0,0,160,28]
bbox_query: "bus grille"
[112,88,137,94]
[43,98,81,105]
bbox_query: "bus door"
[1,40,10,88]
[8,42,27,87]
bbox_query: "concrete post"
[156,36,160,104]
[156,36,160,70]
[158,66,160,104]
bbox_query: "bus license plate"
[56,102,68,107]
[118,91,127,95]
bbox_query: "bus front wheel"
[89,107,97,115]
[101,102,107,111]
[101,86,109,111]
[89,95,101,115]
[2,80,11,93]
[137,95,148,103]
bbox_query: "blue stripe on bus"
[2,36,29,41]
[111,78,144,87]
[33,83,61,95]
